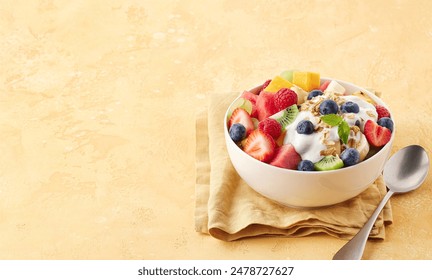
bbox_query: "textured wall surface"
[0,0,431,259]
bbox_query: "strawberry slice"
[269,144,301,169]
[364,120,392,147]
[243,130,276,163]
[228,108,254,135]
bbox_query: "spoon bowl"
[384,145,429,193]
[333,145,429,260]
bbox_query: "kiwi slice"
[227,98,253,119]
[270,104,299,129]
[314,155,344,171]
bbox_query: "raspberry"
[274,88,298,111]
[258,118,281,139]
[375,105,390,120]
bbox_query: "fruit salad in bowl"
[224,70,395,207]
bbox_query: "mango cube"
[264,76,294,93]
[292,71,320,92]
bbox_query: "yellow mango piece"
[292,71,320,92]
[264,76,294,93]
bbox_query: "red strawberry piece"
[273,88,298,111]
[319,80,331,92]
[364,120,392,147]
[375,104,391,120]
[228,108,254,135]
[256,91,278,121]
[243,129,276,163]
[260,79,272,93]
[269,144,301,169]
[258,118,282,140]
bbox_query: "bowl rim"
[224,77,395,175]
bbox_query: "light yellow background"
[0,0,431,259]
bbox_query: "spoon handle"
[333,190,394,260]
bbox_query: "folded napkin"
[195,91,392,242]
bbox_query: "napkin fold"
[195,91,392,242]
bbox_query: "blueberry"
[340,101,360,113]
[229,123,246,142]
[319,100,339,115]
[298,160,315,171]
[377,117,394,132]
[296,120,315,135]
[307,90,324,100]
[340,148,360,167]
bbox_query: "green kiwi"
[270,104,299,129]
[314,155,344,171]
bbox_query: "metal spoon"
[333,145,429,260]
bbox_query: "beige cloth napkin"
[195,92,393,241]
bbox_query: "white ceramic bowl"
[224,78,395,208]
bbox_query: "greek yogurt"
[283,111,339,163]
[341,95,378,130]
[283,92,378,163]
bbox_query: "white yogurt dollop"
[283,93,377,163]
[283,111,339,163]
[340,95,378,131]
